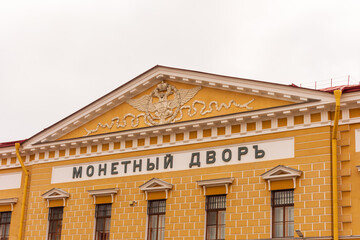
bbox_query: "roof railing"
[298,75,359,90]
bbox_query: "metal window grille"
[95,204,112,240]
[48,207,64,240]
[272,190,294,206]
[271,190,294,238]
[95,204,112,218]
[48,207,63,221]
[0,211,11,240]
[206,195,226,240]
[147,200,166,240]
[206,195,226,210]
[148,200,166,215]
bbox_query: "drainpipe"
[332,90,342,240]
[15,143,29,240]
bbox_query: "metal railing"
[299,75,359,90]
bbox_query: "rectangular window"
[147,199,166,240]
[206,195,226,240]
[48,207,64,240]
[272,190,294,238]
[95,204,112,240]
[0,211,11,240]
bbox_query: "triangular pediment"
[139,178,173,192]
[261,165,302,181]
[42,188,70,200]
[57,80,298,140]
[49,192,60,196]
[22,65,334,146]
[148,182,163,188]
[273,170,288,175]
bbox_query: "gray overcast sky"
[1,0,360,142]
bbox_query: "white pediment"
[139,178,173,192]
[261,165,302,180]
[261,165,302,190]
[139,178,173,200]
[42,188,70,200]
[21,65,334,148]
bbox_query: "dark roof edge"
[0,139,27,148]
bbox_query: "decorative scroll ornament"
[127,81,201,125]
[84,82,255,136]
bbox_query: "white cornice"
[197,177,234,187]
[0,198,18,205]
[0,116,339,169]
[197,177,234,195]
[157,68,333,100]
[2,112,360,170]
[88,188,119,197]
[88,188,119,203]
[21,102,332,150]
[28,98,334,149]
[0,198,18,211]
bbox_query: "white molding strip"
[2,113,360,170]
[0,198,18,211]
[197,177,234,195]
[88,188,119,204]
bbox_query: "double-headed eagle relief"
[84,81,255,136]
[127,81,201,125]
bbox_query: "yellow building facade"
[1,66,360,240]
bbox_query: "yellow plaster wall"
[58,81,295,140]
[270,179,294,190]
[206,186,226,195]
[0,167,31,240]
[338,123,360,236]
[18,126,336,239]
[95,196,112,204]
[147,191,166,200]
[48,199,64,208]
